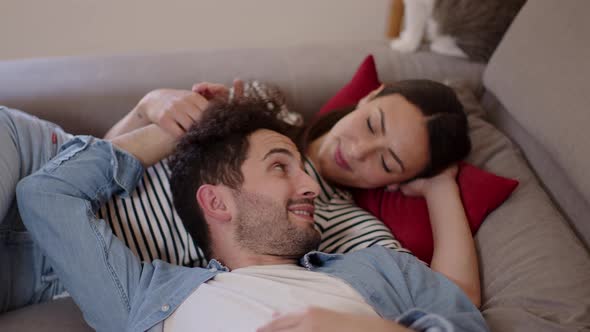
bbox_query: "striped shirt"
[97,160,206,267]
[304,158,409,254]
[97,158,409,268]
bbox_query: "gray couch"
[1,1,589,331]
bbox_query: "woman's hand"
[192,79,245,102]
[394,164,459,198]
[256,307,410,332]
[134,89,209,138]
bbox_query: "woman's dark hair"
[300,79,471,179]
[168,99,296,259]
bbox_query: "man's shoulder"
[137,260,216,300]
[345,245,413,261]
[127,261,217,329]
[307,245,415,270]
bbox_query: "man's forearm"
[16,137,147,331]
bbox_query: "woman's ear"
[196,185,232,223]
[358,84,386,106]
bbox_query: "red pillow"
[318,55,381,116]
[319,55,519,263]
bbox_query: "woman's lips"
[334,144,352,171]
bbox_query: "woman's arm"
[104,89,210,139]
[103,106,149,139]
[109,124,177,168]
[400,165,481,308]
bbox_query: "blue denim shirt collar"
[206,259,230,272]
[204,252,342,273]
[299,251,343,270]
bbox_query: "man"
[17,99,488,331]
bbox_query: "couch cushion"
[0,298,92,332]
[483,0,590,245]
[453,82,590,331]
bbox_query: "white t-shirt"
[163,264,378,332]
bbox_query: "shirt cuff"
[55,135,145,198]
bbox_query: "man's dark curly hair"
[168,99,296,259]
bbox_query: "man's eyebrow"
[262,148,296,161]
[380,108,406,172]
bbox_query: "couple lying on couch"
[0,80,487,331]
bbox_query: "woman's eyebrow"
[380,107,406,172]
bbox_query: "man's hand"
[256,307,410,332]
[134,89,209,138]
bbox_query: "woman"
[296,81,479,307]
[0,79,479,314]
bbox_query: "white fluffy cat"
[391,0,467,58]
[391,0,526,61]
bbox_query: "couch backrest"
[0,41,483,138]
[483,0,590,246]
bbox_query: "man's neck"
[225,255,299,270]
[211,246,300,271]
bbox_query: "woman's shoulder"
[304,158,353,202]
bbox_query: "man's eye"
[381,155,392,173]
[273,163,287,172]
[366,118,375,134]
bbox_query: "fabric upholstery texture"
[0,41,484,137]
[483,0,590,247]
[482,91,590,247]
[454,82,590,331]
[0,297,92,332]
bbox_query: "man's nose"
[297,171,320,199]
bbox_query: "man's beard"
[233,190,320,258]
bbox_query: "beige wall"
[0,0,390,60]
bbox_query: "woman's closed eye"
[381,155,392,173]
[366,117,375,134]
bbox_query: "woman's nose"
[350,141,377,161]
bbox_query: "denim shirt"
[17,137,488,332]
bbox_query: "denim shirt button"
[161,304,170,312]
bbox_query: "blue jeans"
[0,106,71,312]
